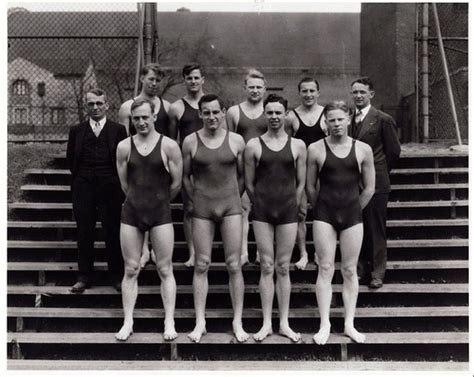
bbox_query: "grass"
[7,142,65,204]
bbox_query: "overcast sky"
[8,0,361,13]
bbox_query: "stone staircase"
[7,147,468,370]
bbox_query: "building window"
[12,80,28,96]
[51,107,65,125]
[13,107,28,124]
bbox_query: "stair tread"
[7,331,468,344]
[7,359,470,371]
[7,238,469,248]
[7,218,469,228]
[7,259,468,271]
[8,283,468,295]
[7,306,469,318]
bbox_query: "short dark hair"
[131,98,155,114]
[182,63,203,77]
[198,94,225,111]
[323,100,350,116]
[297,77,320,91]
[351,76,374,91]
[263,94,288,111]
[141,63,165,79]
[85,88,107,102]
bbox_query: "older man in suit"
[66,88,127,293]
[350,77,401,289]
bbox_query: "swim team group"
[66,63,401,345]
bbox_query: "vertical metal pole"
[414,5,420,142]
[143,3,154,65]
[134,3,144,98]
[421,3,430,142]
[431,3,463,145]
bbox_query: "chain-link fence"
[8,5,360,142]
[416,3,468,142]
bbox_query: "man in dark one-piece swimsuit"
[115,99,183,342]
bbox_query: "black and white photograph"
[5,0,470,373]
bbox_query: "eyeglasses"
[86,101,106,107]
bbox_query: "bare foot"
[313,325,331,345]
[163,320,178,341]
[184,252,194,268]
[115,320,134,341]
[255,251,261,265]
[279,324,301,342]
[233,321,250,343]
[241,251,249,266]
[187,323,206,343]
[140,248,150,269]
[253,324,273,342]
[344,325,366,343]
[295,253,308,270]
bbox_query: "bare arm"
[358,142,376,209]
[118,101,132,136]
[181,135,195,210]
[116,139,130,194]
[232,134,246,196]
[164,138,183,200]
[244,138,259,203]
[225,106,239,133]
[293,139,307,207]
[167,102,180,141]
[285,111,298,136]
[306,142,321,208]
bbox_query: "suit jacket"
[66,119,127,179]
[350,106,401,194]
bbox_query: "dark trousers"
[72,175,124,283]
[358,193,389,280]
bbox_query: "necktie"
[353,110,363,138]
[93,122,101,137]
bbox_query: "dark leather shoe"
[70,281,89,293]
[369,278,383,289]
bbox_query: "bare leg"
[240,192,251,265]
[150,223,177,341]
[115,223,143,341]
[183,212,195,267]
[221,214,249,343]
[340,223,366,343]
[252,221,275,341]
[295,196,308,270]
[312,221,337,345]
[188,217,214,342]
[140,231,152,268]
[275,223,301,342]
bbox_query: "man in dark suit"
[350,77,401,289]
[66,88,127,293]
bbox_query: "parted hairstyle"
[297,77,320,91]
[130,98,155,114]
[351,76,374,91]
[182,63,204,77]
[323,100,350,116]
[141,63,165,79]
[198,94,226,111]
[263,94,288,111]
